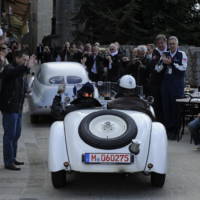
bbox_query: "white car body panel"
[145,122,168,174]
[48,121,69,172]
[48,109,167,174]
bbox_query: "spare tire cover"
[78,110,138,149]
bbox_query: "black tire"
[151,172,166,187]
[51,170,66,189]
[79,110,137,149]
[30,115,39,123]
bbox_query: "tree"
[140,0,200,45]
[73,0,143,44]
[73,0,200,45]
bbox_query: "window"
[49,76,65,84]
[67,76,82,84]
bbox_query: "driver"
[108,75,155,120]
[51,82,102,120]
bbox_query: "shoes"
[5,164,21,171]
[14,160,24,165]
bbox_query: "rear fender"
[145,122,168,174]
[48,121,69,172]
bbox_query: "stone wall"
[187,47,200,87]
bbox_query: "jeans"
[2,113,22,166]
[188,117,200,145]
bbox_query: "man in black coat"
[0,50,36,170]
[51,82,102,120]
[148,34,167,122]
[84,46,106,82]
[105,43,123,82]
[127,45,151,95]
[36,43,44,63]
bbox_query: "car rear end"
[63,109,152,173]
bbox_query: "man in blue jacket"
[160,36,187,140]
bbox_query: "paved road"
[0,104,200,200]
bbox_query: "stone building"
[29,0,53,51]
[52,0,81,46]
[29,0,81,49]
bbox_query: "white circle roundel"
[89,115,127,139]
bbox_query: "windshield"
[72,82,118,100]
[72,82,144,100]
[67,76,82,84]
[96,82,118,100]
[95,82,144,99]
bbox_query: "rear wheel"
[151,172,166,187]
[51,170,66,189]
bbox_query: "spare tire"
[79,110,137,149]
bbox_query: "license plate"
[83,153,133,164]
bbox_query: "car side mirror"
[146,96,154,104]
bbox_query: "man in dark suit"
[36,43,44,63]
[84,46,106,82]
[148,34,168,122]
[127,45,151,95]
[105,43,123,82]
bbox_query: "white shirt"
[169,49,177,58]
[154,47,167,72]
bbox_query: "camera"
[132,57,141,65]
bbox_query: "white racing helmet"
[119,75,136,89]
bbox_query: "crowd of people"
[37,34,188,141]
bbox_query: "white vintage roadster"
[48,83,168,189]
